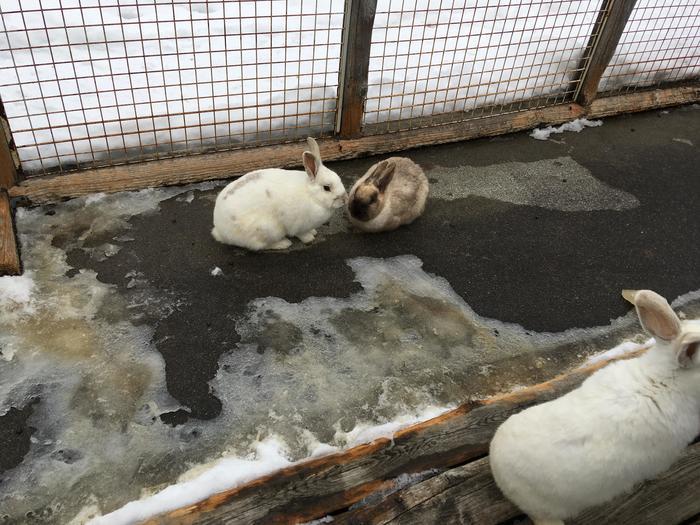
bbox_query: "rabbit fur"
[490,289,700,525]
[347,157,429,233]
[212,137,347,250]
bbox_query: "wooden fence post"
[337,0,377,139]
[574,0,637,107]
[0,97,21,275]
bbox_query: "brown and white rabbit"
[346,157,429,233]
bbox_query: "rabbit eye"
[323,185,331,192]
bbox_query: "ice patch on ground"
[3,184,700,524]
[427,156,638,211]
[530,119,603,140]
[0,272,35,313]
[672,138,694,147]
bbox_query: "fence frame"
[2,0,700,275]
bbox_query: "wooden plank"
[334,442,700,525]
[574,0,637,106]
[337,0,377,138]
[333,456,518,525]
[0,98,18,189]
[572,442,700,525]
[0,191,21,275]
[587,85,700,118]
[9,102,583,205]
[9,83,699,206]
[148,349,646,525]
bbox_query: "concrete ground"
[1,105,699,521]
[88,104,700,422]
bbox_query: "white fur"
[211,138,347,250]
[490,291,700,522]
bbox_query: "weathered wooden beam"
[149,349,646,525]
[337,0,377,139]
[0,191,21,275]
[333,456,517,525]
[574,0,637,107]
[10,102,584,205]
[587,85,700,118]
[9,83,699,206]
[572,443,700,525]
[0,98,19,189]
[334,442,700,525]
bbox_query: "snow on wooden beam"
[147,349,649,525]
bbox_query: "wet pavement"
[1,105,699,523]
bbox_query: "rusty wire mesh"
[0,1,699,177]
[0,0,345,176]
[598,0,700,94]
[362,0,605,133]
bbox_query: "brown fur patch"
[350,185,381,221]
[225,172,262,197]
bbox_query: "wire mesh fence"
[362,0,605,133]
[598,0,700,94]
[0,0,345,176]
[0,0,698,178]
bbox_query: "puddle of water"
[1,184,697,524]
[427,156,639,211]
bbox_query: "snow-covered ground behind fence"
[0,0,697,174]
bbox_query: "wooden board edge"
[8,84,700,206]
[8,102,583,205]
[149,348,647,524]
[0,191,21,275]
[334,442,700,525]
[587,85,700,119]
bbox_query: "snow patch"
[336,405,451,448]
[90,436,292,525]
[672,138,694,147]
[0,272,35,311]
[91,406,448,525]
[583,338,654,366]
[530,119,603,140]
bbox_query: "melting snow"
[530,118,604,141]
[90,436,292,525]
[2,183,699,524]
[0,272,35,310]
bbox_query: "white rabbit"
[347,157,429,233]
[212,137,347,250]
[490,289,700,525]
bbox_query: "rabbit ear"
[306,137,322,161]
[677,333,700,368]
[623,289,681,342]
[303,151,319,180]
[368,161,395,192]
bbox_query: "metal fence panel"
[599,0,700,94]
[0,0,345,176]
[362,0,605,133]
